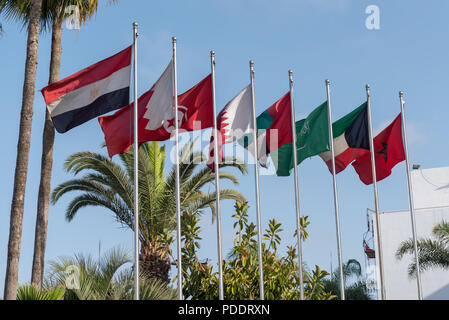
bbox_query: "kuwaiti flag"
[207,85,253,170]
[41,46,132,133]
[99,61,214,158]
[319,102,370,173]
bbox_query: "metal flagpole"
[288,70,304,300]
[365,85,386,300]
[399,91,423,300]
[249,61,265,300]
[132,22,140,301]
[210,51,224,300]
[173,37,183,300]
[325,79,345,300]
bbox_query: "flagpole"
[288,70,304,300]
[210,51,224,300]
[399,91,423,300]
[132,22,140,301]
[325,79,345,300]
[365,85,386,300]
[173,36,183,300]
[249,61,265,300]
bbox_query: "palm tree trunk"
[31,17,62,288]
[3,0,43,300]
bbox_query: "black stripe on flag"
[344,105,370,150]
[52,87,130,133]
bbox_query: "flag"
[99,61,213,158]
[207,85,252,170]
[41,46,132,133]
[239,92,292,173]
[352,114,405,185]
[271,102,330,176]
[319,102,370,173]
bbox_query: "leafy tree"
[52,141,247,284]
[181,201,335,300]
[396,221,449,276]
[44,247,176,300]
[323,259,372,300]
[1,0,43,300]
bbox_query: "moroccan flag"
[207,85,252,171]
[41,46,132,133]
[239,92,293,173]
[99,61,213,158]
[271,102,329,176]
[319,102,370,173]
[352,114,405,185]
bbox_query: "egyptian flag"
[319,102,370,173]
[99,61,213,158]
[352,114,405,185]
[41,46,132,133]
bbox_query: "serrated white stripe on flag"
[143,61,173,131]
[220,85,252,142]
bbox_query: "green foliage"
[45,247,176,300]
[181,201,335,300]
[17,284,65,300]
[322,259,372,300]
[0,0,107,30]
[52,140,246,273]
[396,220,449,276]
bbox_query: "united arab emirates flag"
[319,102,370,173]
[351,114,405,185]
[271,101,330,176]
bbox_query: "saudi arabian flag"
[272,102,330,176]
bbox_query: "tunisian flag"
[351,114,405,185]
[99,61,213,157]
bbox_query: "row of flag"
[41,45,406,186]
[40,31,422,301]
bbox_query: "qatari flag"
[41,46,132,133]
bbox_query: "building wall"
[376,166,449,300]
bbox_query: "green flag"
[272,101,329,176]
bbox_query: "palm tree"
[323,259,372,300]
[45,247,177,300]
[396,221,449,276]
[17,284,65,300]
[31,0,119,290]
[0,0,43,300]
[51,140,247,283]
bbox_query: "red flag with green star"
[351,114,405,185]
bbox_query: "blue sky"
[1,0,448,297]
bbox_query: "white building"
[374,166,449,300]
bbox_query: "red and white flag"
[207,85,253,170]
[99,61,213,157]
[41,46,132,133]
